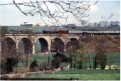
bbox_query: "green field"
[28,69,120,80]
[16,52,120,80]
[17,53,53,67]
[17,52,120,68]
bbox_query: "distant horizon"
[0,20,120,27]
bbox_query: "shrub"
[29,60,38,71]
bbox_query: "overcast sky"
[0,0,120,26]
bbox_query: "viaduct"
[1,34,80,56]
[1,32,119,57]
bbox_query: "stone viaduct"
[1,34,80,55]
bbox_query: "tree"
[66,39,80,69]
[76,41,85,69]
[1,27,8,74]
[78,35,93,69]
[0,27,19,74]
[25,29,33,68]
[104,35,120,69]
[51,52,70,70]
[51,38,64,53]
[12,0,98,25]
[93,36,107,69]
[29,60,38,71]
[1,26,9,37]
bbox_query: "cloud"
[89,5,99,13]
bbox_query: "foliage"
[1,27,18,74]
[51,38,64,53]
[1,26,9,36]
[1,57,18,74]
[76,41,86,69]
[66,38,80,69]
[51,52,70,69]
[29,60,38,71]
[93,36,107,69]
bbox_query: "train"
[6,29,120,35]
[42,30,69,34]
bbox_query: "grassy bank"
[28,69,120,80]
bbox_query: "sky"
[0,0,120,26]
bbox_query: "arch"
[51,38,65,53]
[35,38,48,53]
[66,38,80,51]
[1,37,16,59]
[4,36,16,42]
[18,38,32,54]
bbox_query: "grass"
[57,69,120,74]
[28,69,120,80]
[29,74,120,80]
[16,52,120,80]
[17,53,53,68]
[17,52,120,68]
[108,52,120,65]
[27,52,120,80]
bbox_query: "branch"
[13,0,28,16]
[12,0,98,25]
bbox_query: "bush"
[29,60,39,71]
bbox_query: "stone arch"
[4,36,16,42]
[51,38,65,53]
[18,38,32,54]
[35,38,48,53]
[1,37,16,60]
[70,38,78,41]
[66,38,80,51]
[16,36,31,43]
[34,36,51,49]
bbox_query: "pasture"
[28,69,120,80]
[16,52,120,80]
[17,52,120,69]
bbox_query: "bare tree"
[1,27,19,74]
[66,38,80,69]
[93,36,109,69]
[76,41,85,69]
[25,29,33,68]
[12,0,98,25]
[1,27,9,69]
